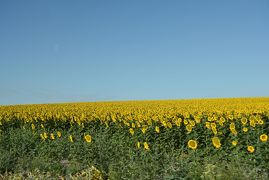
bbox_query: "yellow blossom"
[242,127,248,133]
[136,142,141,149]
[144,142,149,150]
[212,127,218,135]
[250,120,256,127]
[210,122,216,129]
[40,133,45,140]
[69,135,74,143]
[229,122,235,131]
[31,123,35,130]
[247,145,255,153]
[57,131,61,138]
[240,117,247,125]
[186,124,192,133]
[43,132,48,139]
[141,127,147,134]
[84,134,92,143]
[129,128,135,135]
[187,139,198,150]
[232,140,238,146]
[205,122,211,129]
[167,122,172,128]
[189,120,196,127]
[50,133,55,140]
[260,134,268,142]
[258,120,264,125]
[155,126,160,133]
[212,137,221,149]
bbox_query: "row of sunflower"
[0,98,268,154]
[187,133,267,153]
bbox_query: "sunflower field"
[0,98,268,179]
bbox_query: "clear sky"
[0,0,269,105]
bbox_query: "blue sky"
[0,0,269,105]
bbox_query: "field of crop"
[0,98,268,179]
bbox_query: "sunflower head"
[186,124,192,133]
[144,142,149,150]
[50,133,55,140]
[136,142,141,149]
[187,139,198,150]
[129,128,135,135]
[260,134,268,142]
[69,135,74,143]
[240,117,248,125]
[155,126,160,133]
[57,131,62,138]
[247,145,255,153]
[232,140,238,146]
[212,137,221,149]
[242,127,248,133]
[84,134,92,143]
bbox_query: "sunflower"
[229,123,235,131]
[175,118,182,126]
[258,120,264,125]
[189,120,196,127]
[31,123,35,130]
[260,134,268,142]
[212,127,218,135]
[250,120,256,127]
[136,142,141,149]
[57,131,62,138]
[186,124,192,133]
[43,132,48,139]
[240,117,248,125]
[141,127,147,134]
[144,142,149,150]
[187,140,198,150]
[232,140,238,146]
[155,126,160,133]
[242,127,248,133]
[40,133,45,140]
[84,134,92,143]
[167,122,173,128]
[69,135,74,143]
[50,133,55,140]
[129,128,135,135]
[210,122,216,129]
[205,122,211,129]
[212,137,221,149]
[247,146,255,153]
